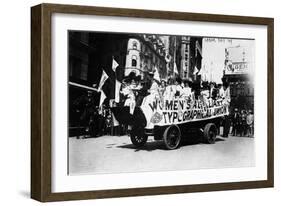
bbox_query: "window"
[80,63,88,80]
[132,59,137,67]
[80,33,89,44]
[69,56,81,78]
[132,41,138,50]
[132,55,137,67]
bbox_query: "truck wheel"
[130,126,148,147]
[163,125,181,150]
[204,123,217,144]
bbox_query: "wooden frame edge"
[41,3,274,25]
[31,4,43,201]
[267,18,274,187]
[31,3,274,202]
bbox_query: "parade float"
[111,91,230,150]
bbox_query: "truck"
[111,92,230,150]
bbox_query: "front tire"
[204,123,217,144]
[163,125,181,150]
[130,126,148,147]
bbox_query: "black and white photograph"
[67,31,255,175]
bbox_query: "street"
[68,133,255,175]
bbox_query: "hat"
[123,72,136,83]
[128,72,136,79]
[223,82,229,88]
[175,77,182,84]
[135,75,141,82]
[234,108,238,112]
[183,79,189,85]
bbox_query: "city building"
[125,34,168,79]
[223,45,254,111]
[180,37,203,81]
[68,31,171,134]
[166,36,181,78]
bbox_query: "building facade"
[180,37,203,81]
[125,34,168,79]
[68,32,173,132]
[223,45,254,111]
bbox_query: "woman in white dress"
[164,78,176,99]
[182,80,192,99]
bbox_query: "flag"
[112,112,119,126]
[173,62,178,75]
[193,66,199,75]
[112,59,122,103]
[226,60,233,72]
[98,70,108,92]
[153,66,160,82]
[197,67,203,76]
[99,90,106,107]
[115,79,121,103]
[112,58,119,72]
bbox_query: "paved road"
[69,134,255,175]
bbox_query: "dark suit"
[223,115,231,137]
[231,112,240,136]
[209,88,218,99]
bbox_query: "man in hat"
[148,70,160,96]
[192,80,201,100]
[240,110,248,136]
[209,82,218,100]
[231,108,240,136]
[246,109,254,137]
[121,72,137,114]
[174,77,183,97]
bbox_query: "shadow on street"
[117,136,225,151]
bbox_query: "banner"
[141,96,229,127]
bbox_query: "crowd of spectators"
[73,71,253,139]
